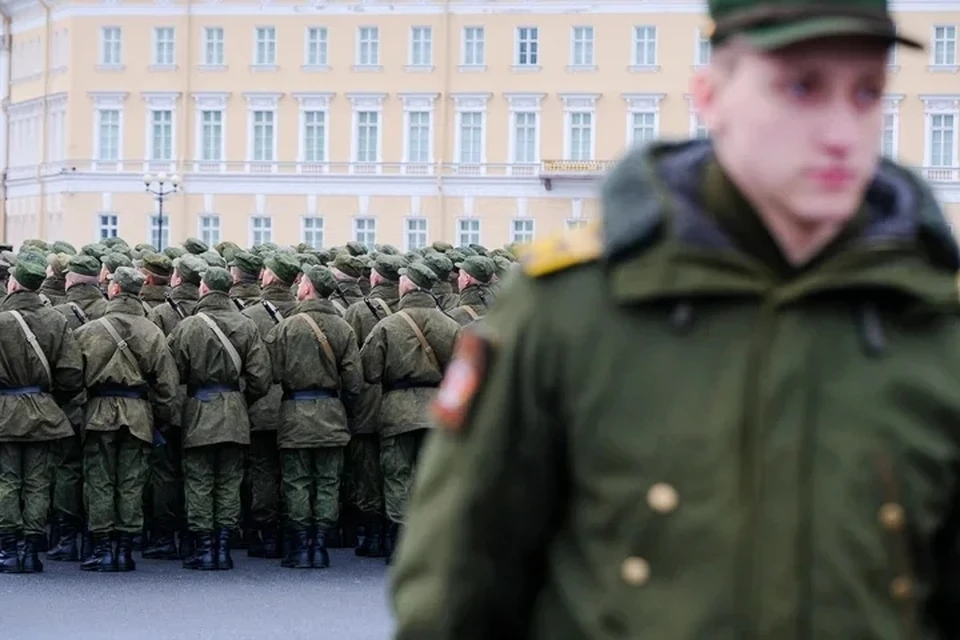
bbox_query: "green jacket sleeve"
[242,325,273,402]
[390,275,568,640]
[145,327,180,426]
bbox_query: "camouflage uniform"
[228,251,263,309]
[138,252,173,309]
[448,256,496,326]
[424,253,459,311]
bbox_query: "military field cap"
[358,254,373,273]
[707,0,922,50]
[175,254,207,286]
[13,258,46,290]
[314,249,332,265]
[456,255,495,284]
[201,266,233,293]
[81,243,108,260]
[377,244,400,255]
[200,250,226,268]
[345,241,368,256]
[215,241,240,263]
[404,251,422,264]
[229,250,263,276]
[102,236,128,250]
[492,255,514,278]
[18,250,47,272]
[447,248,466,265]
[101,252,133,273]
[423,252,454,279]
[22,239,50,253]
[135,243,156,253]
[66,254,101,277]
[432,241,453,253]
[373,254,406,282]
[142,252,174,277]
[304,265,337,298]
[163,246,186,260]
[264,252,301,285]
[458,246,478,257]
[468,243,488,256]
[109,266,146,295]
[298,252,320,268]
[296,242,313,253]
[399,261,439,290]
[183,237,208,255]
[51,240,77,255]
[47,253,71,277]
[332,253,364,278]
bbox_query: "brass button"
[879,503,905,531]
[890,575,913,601]
[620,556,650,586]
[647,483,679,514]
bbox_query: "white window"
[153,27,175,66]
[150,110,174,161]
[357,26,379,66]
[567,112,594,161]
[100,27,122,65]
[306,27,328,66]
[200,215,221,246]
[302,216,324,247]
[512,112,538,163]
[458,112,484,164]
[150,215,170,250]
[928,113,956,167]
[204,27,224,66]
[251,110,276,162]
[881,113,897,159]
[406,111,431,163]
[354,217,376,249]
[410,27,432,66]
[511,219,534,244]
[97,109,121,161]
[516,27,539,66]
[457,218,480,246]
[633,26,658,66]
[934,25,957,67]
[695,29,711,66]
[354,111,379,163]
[201,110,223,162]
[462,26,484,66]
[254,27,276,65]
[405,217,428,251]
[571,26,594,67]
[99,214,118,239]
[303,110,326,163]
[631,112,658,146]
[251,216,273,245]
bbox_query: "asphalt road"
[0,549,394,640]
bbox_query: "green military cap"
[101,252,133,273]
[109,265,145,295]
[707,0,922,50]
[175,254,207,286]
[358,254,373,273]
[163,246,186,260]
[296,242,313,253]
[18,249,47,266]
[21,239,49,253]
[200,250,226,268]
[313,249,333,265]
[135,243,156,253]
[183,237,209,255]
[201,266,232,293]
[492,255,514,278]
[447,248,466,265]
[264,252,301,285]
[456,255,495,284]
[215,241,241,263]
[81,243,108,260]
[404,251,422,264]
[142,252,174,277]
[229,250,263,276]
[458,246,478,257]
[431,241,453,253]
[304,265,337,297]
[47,253,71,277]
[298,252,321,268]
[51,240,77,255]
[102,236,128,250]
[377,244,400,255]
[468,243,488,256]
[399,261,438,290]
[345,241,368,256]
[332,253,364,278]
[422,252,454,280]
[260,242,280,254]
[12,258,46,290]
[372,254,406,282]
[66,254,101,277]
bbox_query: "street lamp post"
[142,172,181,251]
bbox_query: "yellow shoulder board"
[517,222,602,278]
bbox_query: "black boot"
[312,528,330,569]
[21,535,44,573]
[47,517,58,553]
[182,532,217,570]
[142,530,179,560]
[0,532,21,574]
[116,533,136,572]
[80,531,95,562]
[261,524,281,559]
[131,533,143,552]
[280,529,311,569]
[215,528,233,571]
[179,530,195,561]
[80,533,117,572]
[47,518,80,562]
[384,522,402,565]
[245,527,264,557]
[325,526,344,549]
[355,514,386,558]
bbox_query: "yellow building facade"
[0,0,959,248]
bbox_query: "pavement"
[0,549,394,640]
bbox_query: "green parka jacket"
[243,282,298,433]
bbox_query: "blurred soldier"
[168,267,272,571]
[75,267,178,572]
[99,252,133,292]
[423,253,458,311]
[448,256,495,326]
[228,250,263,308]
[149,255,204,335]
[266,265,363,569]
[0,259,84,574]
[241,253,300,558]
[360,261,460,562]
[39,253,69,307]
[329,254,366,315]
[138,251,174,309]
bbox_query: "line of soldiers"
[0,235,518,573]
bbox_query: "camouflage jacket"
[343,282,400,347]
[53,283,109,331]
[74,295,179,444]
[431,281,459,311]
[167,291,272,448]
[149,282,200,336]
[448,284,492,326]
[229,280,261,307]
[242,282,298,432]
[139,283,169,309]
[39,276,66,307]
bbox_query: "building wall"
[0,0,958,248]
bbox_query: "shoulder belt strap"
[98,317,143,374]
[38,293,51,307]
[7,310,52,388]
[68,302,89,325]
[295,313,339,384]
[197,312,243,375]
[332,300,346,315]
[373,298,392,317]
[395,310,441,372]
[458,305,480,320]
[518,222,602,278]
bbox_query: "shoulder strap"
[396,310,441,372]
[332,300,346,316]
[68,302,89,325]
[38,293,51,307]
[373,298,393,317]
[7,310,52,388]
[458,305,480,320]
[295,313,339,384]
[197,312,243,375]
[519,222,602,278]
[98,317,143,374]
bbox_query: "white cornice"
[883,93,905,111]
[559,93,601,111]
[192,91,230,110]
[622,93,666,112]
[142,91,182,110]
[293,92,334,110]
[919,94,960,112]
[346,92,387,110]
[399,92,440,111]
[451,92,492,111]
[242,91,283,110]
[88,91,129,109]
[504,93,546,112]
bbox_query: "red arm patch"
[430,330,491,433]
